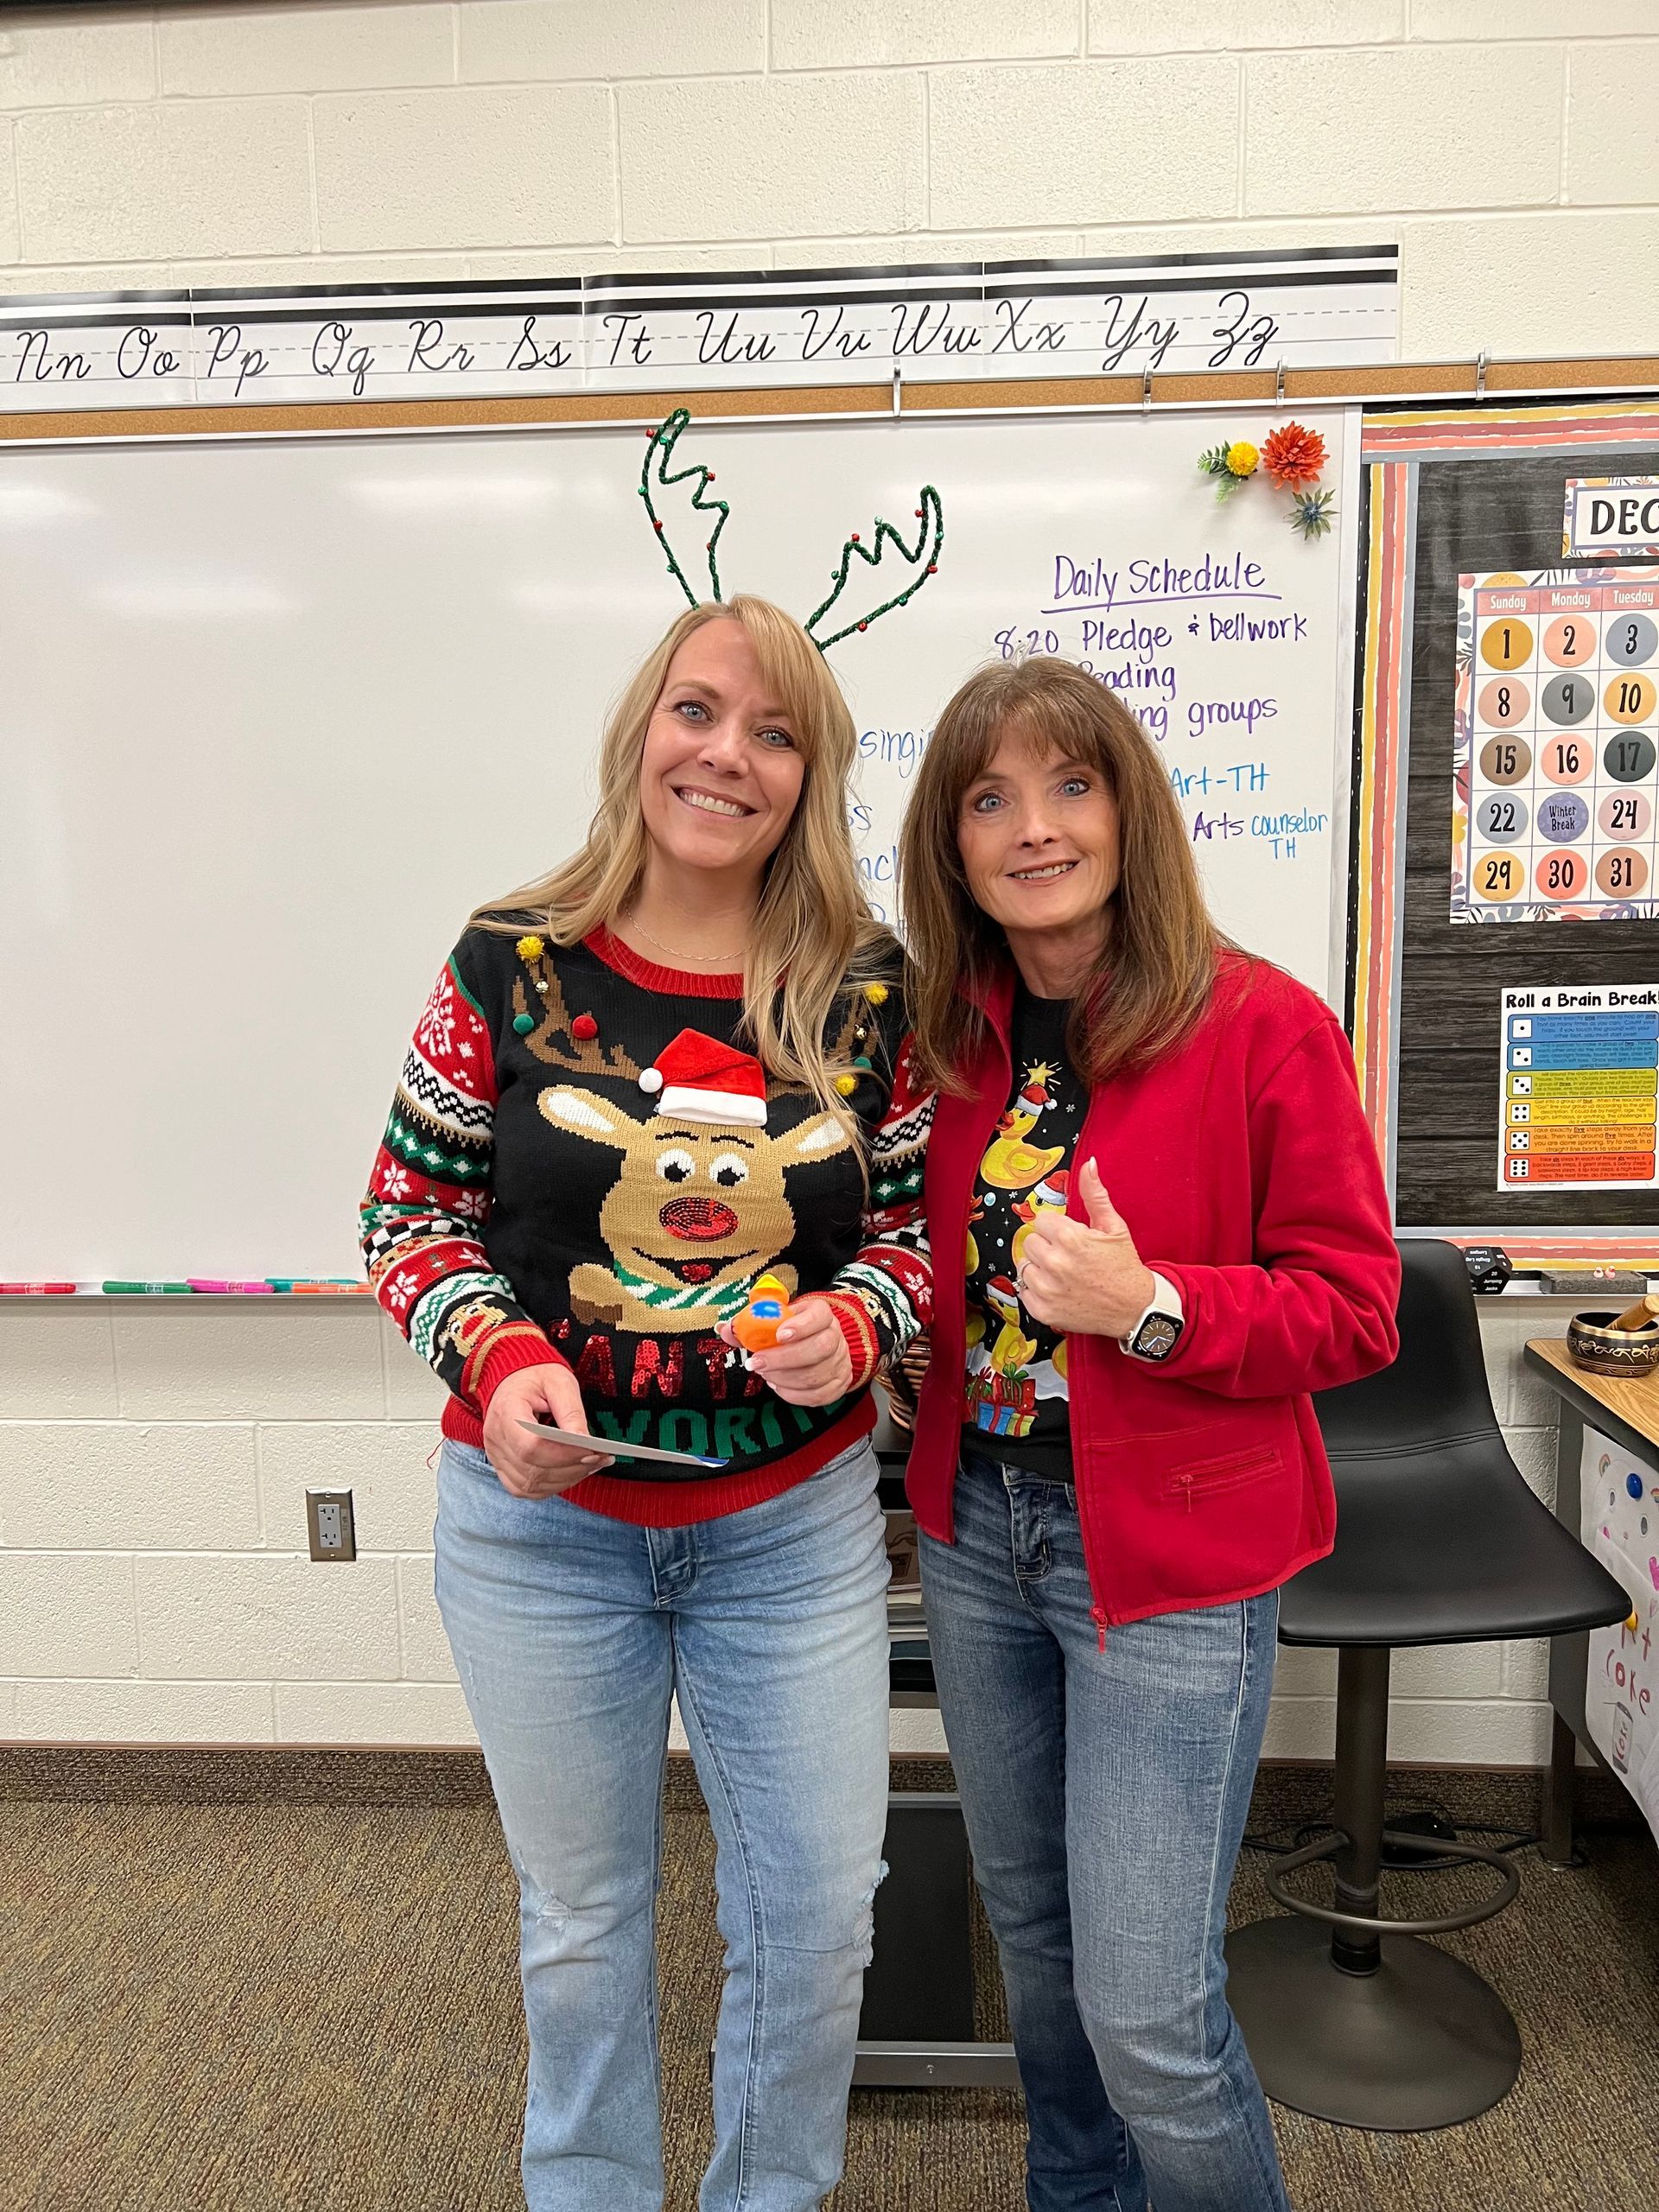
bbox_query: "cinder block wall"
[0,1300,1580,1758]
[3,2,1651,1754]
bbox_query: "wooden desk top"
[1525,1337,1659,1454]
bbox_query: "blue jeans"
[434,1435,891,2212]
[918,1452,1289,2212]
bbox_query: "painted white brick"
[0,1307,118,1420]
[161,3,456,96]
[1079,215,1404,258]
[1502,1637,1550,1700]
[113,1305,386,1422]
[15,100,315,266]
[0,118,16,265]
[1503,1424,1558,1509]
[13,1677,274,1743]
[781,231,1086,268]
[275,1679,476,1744]
[1244,47,1563,216]
[0,1554,137,1678]
[396,1553,458,1682]
[461,0,765,83]
[1262,1696,1334,1759]
[1400,211,1659,357]
[3,263,173,296]
[1088,1,1404,54]
[0,1423,258,1552]
[929,60,1238,231]
[0,9,155,107]
[1567,41,1659,207]
[170,252,473,289]
[314,85,615,252]
[619,72,925,243]
[257,1422,441,1554]
[1388,1697,1552,1766]
[466,244,772,278]
[774,0,1077,71]
[1413,0,1655,36]
[1270,1644,1338,1697]
[1392,1641,1503,1699]
[383,1318,452,1419]
[134,1553,401,1680]
[1478,1309,1519,1421]
[1509,1341,1567,1430]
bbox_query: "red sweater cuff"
[471,1325,570,1413]
[804,1291,883,1392]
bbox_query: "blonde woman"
[361,597,931,2212]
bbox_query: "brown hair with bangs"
[899,656,1222,1094]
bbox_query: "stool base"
[1225,1915,1522,2131]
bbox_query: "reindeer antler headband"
[638,408,944,650]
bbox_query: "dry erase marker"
[0,1282,78,1294]
[187,1278,275,1294]
[101,1281,194,1294]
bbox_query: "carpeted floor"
[3,1757,1656,2211]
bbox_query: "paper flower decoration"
[1261,423,1326,488]
[1287,486,1338,541]
[1225,441,1259,478]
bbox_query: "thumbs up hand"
[1016,1159,1157,1340]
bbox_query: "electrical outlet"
[306,1489,356,1562]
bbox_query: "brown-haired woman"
[362,597,932,2211]
[899,658,1400,2212]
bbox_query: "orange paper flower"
[1261,423,1326,487]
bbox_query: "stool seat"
[1280,1432,1625,1649]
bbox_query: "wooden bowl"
[1567,1311,1659,1379]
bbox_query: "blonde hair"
[899,656,1221,1094]
[476,596,889,1124]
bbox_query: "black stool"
[1225,1240,1628,2132]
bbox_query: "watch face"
[1134,1315,1180,1360]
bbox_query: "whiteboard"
[0,405,1358,1279]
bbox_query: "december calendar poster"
[1452,565,1659,924]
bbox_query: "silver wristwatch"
[1121,1271,1185,1363]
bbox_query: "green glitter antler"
[639,408,729,607]
[805,487,944,650]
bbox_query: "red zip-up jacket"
[907,950,1401,1631]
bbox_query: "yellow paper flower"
[863,981,889,1005]
[1224,442,1259,479]
[516,934,545,961]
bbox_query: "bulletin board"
[1353,397,1659,1264]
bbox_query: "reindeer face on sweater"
[537,1085,852,1332]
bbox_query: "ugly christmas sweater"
[360,921,932,1526]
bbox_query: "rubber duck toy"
[979,1065,1066,1191]
[1011,1168,1070,1267]
[982,1274,1039,1376]
[733,1273,792,1353]
[965,1193,987,1275]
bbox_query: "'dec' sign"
[1564,476,1659,560]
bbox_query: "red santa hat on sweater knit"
[639,1028,768,1128]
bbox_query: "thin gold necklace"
[622,909,747,967]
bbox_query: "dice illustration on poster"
[1452,567,1659,923]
